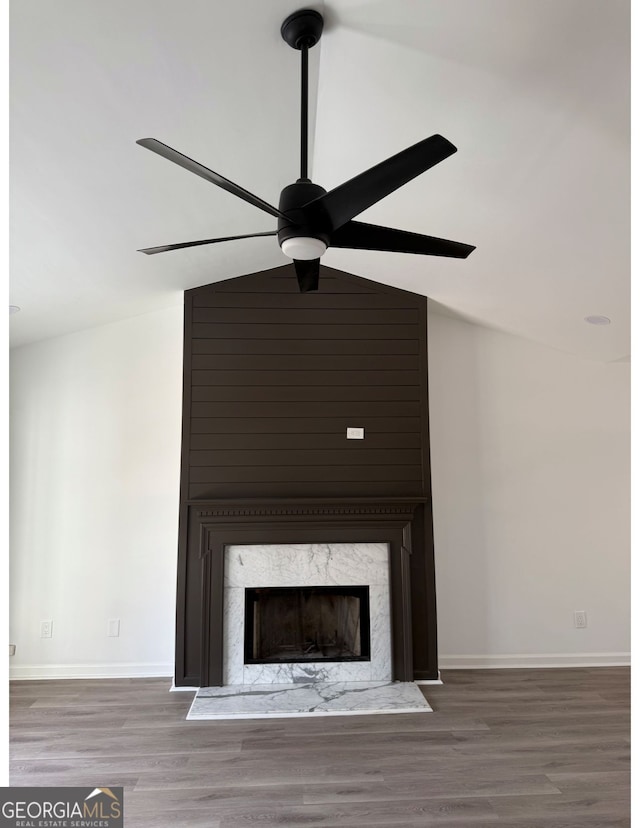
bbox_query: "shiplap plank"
[191,400,421,418]
[193,292,421,309]
[191,369,419,387]
[192,338,420,355]
[188,481,421,498]
[189,416,422,434]
[192,307,419,325]
[189,432,422,451]
[192,323,418,340]
[190,354,420,371]
[189,449,422,467]
[189,464,423,483]
[191,385,420,402]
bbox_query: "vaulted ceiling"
[10,0,629,361]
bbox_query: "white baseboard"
[10,654,630,680]
[9,663,174,680]
[415,671,443,685]
[438,653,631,669]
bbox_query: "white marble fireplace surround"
[223,543,392,685]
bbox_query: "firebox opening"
[244,586,371,664]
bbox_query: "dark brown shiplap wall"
[177,263,437,684]
[184,264,429,499]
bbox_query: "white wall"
[9,306,183,678]
[428,309,630,667]
[9,304,629,678]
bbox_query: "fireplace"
[176,499,434,686]
[176,271,438,688]
[245,586,371,664]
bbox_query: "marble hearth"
[187,680,432,719]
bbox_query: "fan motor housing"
[277,180,331,248]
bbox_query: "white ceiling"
[10,0,630,361]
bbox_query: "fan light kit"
[281,236,327,260]
[136,8,475,292]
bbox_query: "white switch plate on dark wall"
[347,427,364,439]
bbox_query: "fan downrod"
[281,9,324,50]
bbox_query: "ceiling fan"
[137,8,475,292]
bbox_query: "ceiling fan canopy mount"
[280,8,324,50]
[136,8,475,292]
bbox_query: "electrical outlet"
[9,644,16,656]
[107,619,120,638]
[574,610,587,629]
[40,620,53,639]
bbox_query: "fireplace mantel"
[176,497,432,687]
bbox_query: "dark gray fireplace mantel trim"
[179,499,420,687]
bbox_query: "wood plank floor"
[10,668,630,827]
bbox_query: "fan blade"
[137,138,287,220]
[138,231,277,255]
[303,134,457,231]
[293,258,320,292]
[331,221,475,258]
